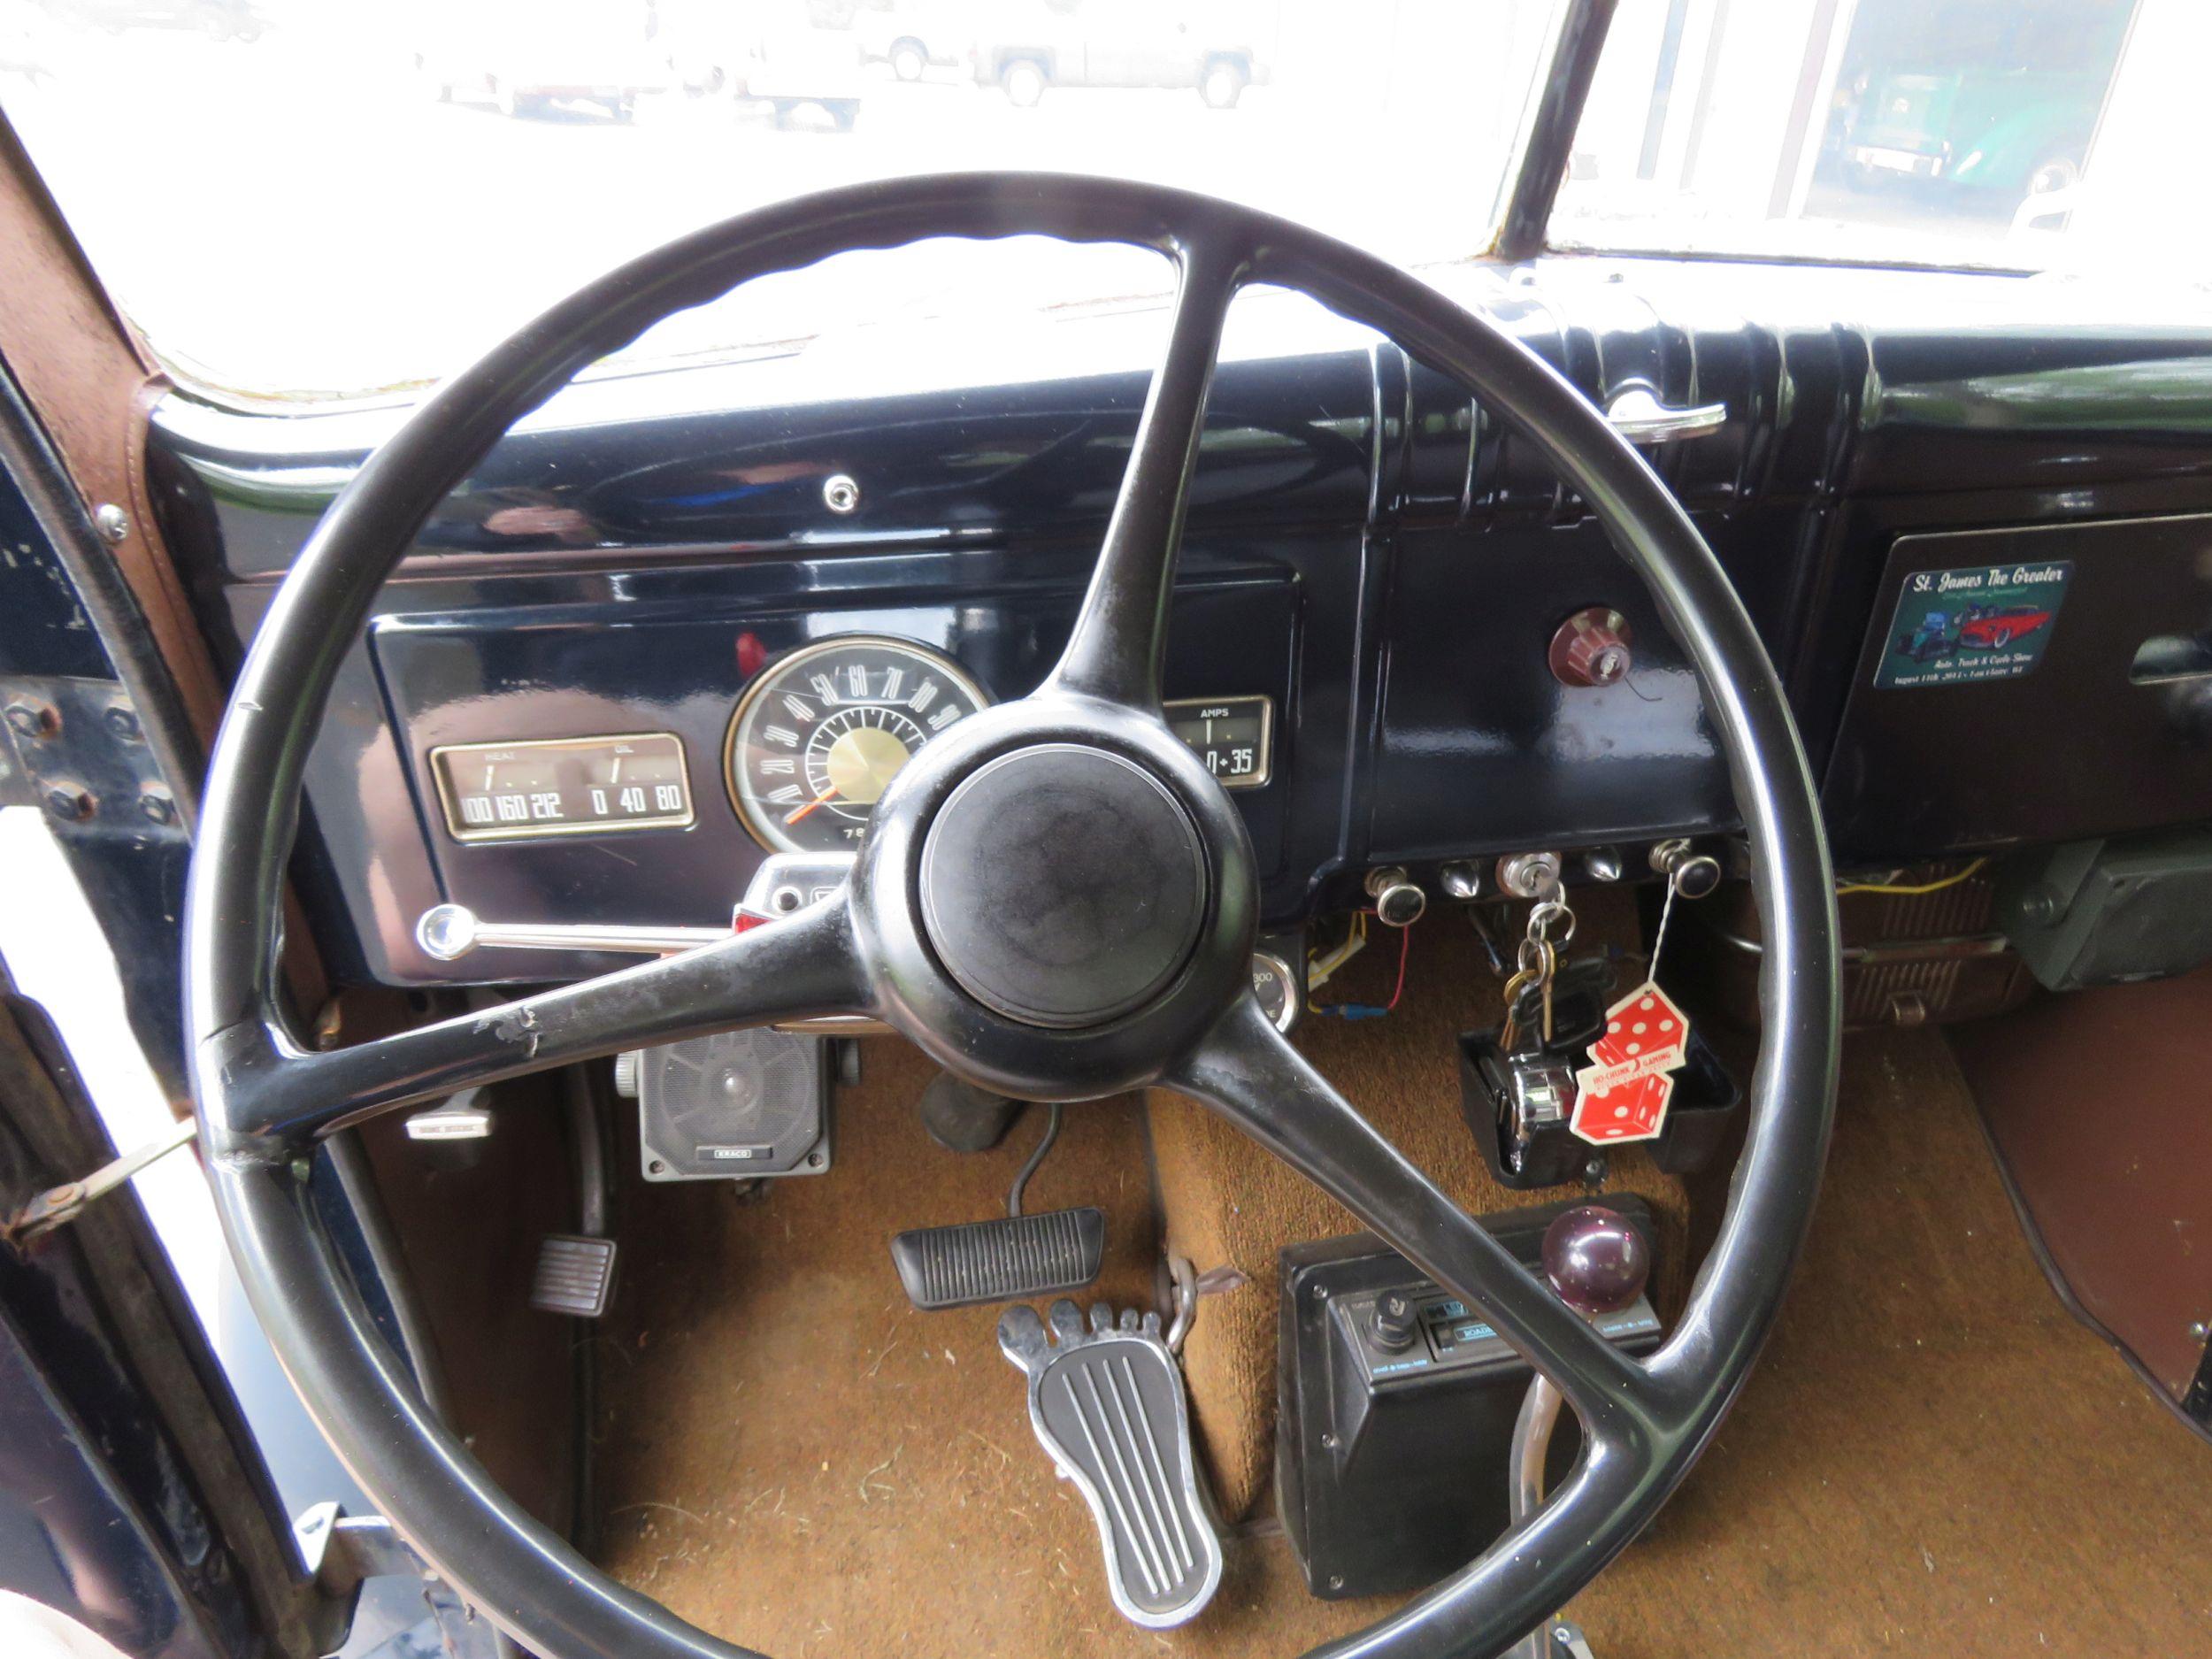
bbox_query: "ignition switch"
[1495,850,1563,901]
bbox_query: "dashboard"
[147,257,2212,991]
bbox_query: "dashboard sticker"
[1875,559,2074,689]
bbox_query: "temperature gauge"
[431,733,694,843]
[1165,695,1272,789]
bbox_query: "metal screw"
[1318,1432,1339,1450]
[807,1151,826,1168]
[103,703,142,741]
[4,699,58,740]
[43,784,93,821]
[648,1159,667,1176]
[1328,1575,1345,1592]
[821,473,861,514]
[94,503,128,543]
[1313,1283,1330,1301]
[2190,1320,2208,1344]
[138,787,176,826]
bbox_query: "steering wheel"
[186,175,1839,1659]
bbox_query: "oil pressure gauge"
[726,635,993,854]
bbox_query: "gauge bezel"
[428,731,695,844]
[725,634,995,855]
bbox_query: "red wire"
[1381,920,1413,1011]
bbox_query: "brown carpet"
[595,973,2212,1655]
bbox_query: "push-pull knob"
[1648,838,1722,900]
[1364,866,1426,927]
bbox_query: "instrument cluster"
[423,633,1276,862]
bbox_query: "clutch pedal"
[999,1300,1224,1629]
[529,1233,618,1318]
[890,1207,1104,1310]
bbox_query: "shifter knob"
[1540,1205,1649,1316]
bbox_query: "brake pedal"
[999,1300,1224,1629]
[890,1206,1104,1310]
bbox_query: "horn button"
[919,744,1208,1029]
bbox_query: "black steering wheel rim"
[185,173,1840,1659]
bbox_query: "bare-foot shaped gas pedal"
[999,1300,1224,1628]
[890,1206,1104,1310]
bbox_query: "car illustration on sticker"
[1876,561,2073,688]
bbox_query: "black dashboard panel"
[367,550,1308,983]
[1824,512,2212,856]
[150,257,2212,989]
[1371,518,1732,861]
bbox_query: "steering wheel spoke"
[206,894,869,1151]
[1170,992,1666,1441]
[1042,234,1248,711]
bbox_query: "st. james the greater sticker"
[1875,560,2074,689]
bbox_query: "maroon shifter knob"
[1540,1205,1649,1315]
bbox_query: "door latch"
[6,1115,198,1243]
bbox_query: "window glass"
[1552,0,2208,283]
[0,0,1563,399]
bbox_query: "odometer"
[430,733,694,843]
[726,636,993,854]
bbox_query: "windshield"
[1554,0,2208,284]
[0,0,1563,401]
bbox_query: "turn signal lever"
[413,856,884,1033]
[416,853,857,962]
[416,905,729,961]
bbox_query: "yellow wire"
[1833,856,1988,898]
[1306,910,1367,987]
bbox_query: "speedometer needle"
[786,786,840,825]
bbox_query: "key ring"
[1526,899,1576,948]
[1515,935,1557,982]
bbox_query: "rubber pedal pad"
[889,1205,1105,1310]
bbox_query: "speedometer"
[726,636,993,854]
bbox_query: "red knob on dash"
[1548,608,1635,688]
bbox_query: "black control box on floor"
[1276,1198,1663,1601]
